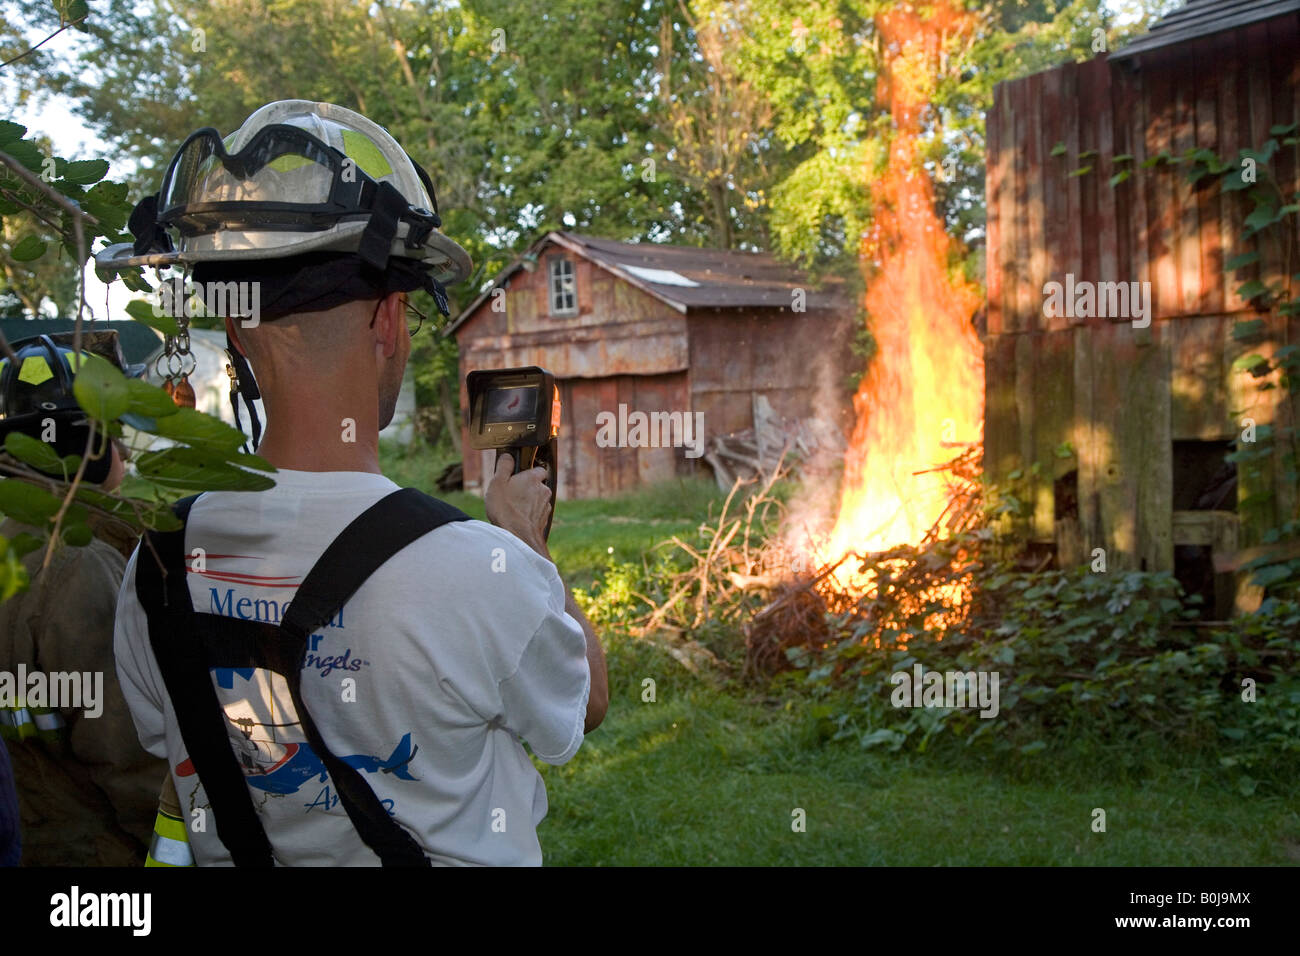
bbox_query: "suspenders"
[135,488,469,867]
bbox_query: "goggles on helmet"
[156,123,441,246]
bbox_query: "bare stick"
[0,16,88,69]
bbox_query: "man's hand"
[484,453,552,557]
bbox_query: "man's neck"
[251,387,383,474]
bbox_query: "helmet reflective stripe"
[144,810,194,867]
[18,355,54,386]
[340,128,392,180]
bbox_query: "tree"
[0,1,276,603]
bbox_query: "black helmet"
[0,330,144,484]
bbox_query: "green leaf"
[1222,170,1254,192]
[2,139,46,172]
[1235,279,1269,301]
[1224,251,1260,271]
[8,532,42,558]
[0,480,64,525]
[1068,165,1092,178]
[0,121,27,147]
[134,447,275,491]
[1233,318,1265,342]
[1269,122,1297,136]
[1019,740,1047,755]
[72,353,130,421]
[229,452,277,473]
[1249,564,1293,588]
[1050,142,1066,157]
[60,521,92,546]
[3,432,64,474]
[124,379,180,418]
[11,235,47,262]
[1243,204,1280,235]
[143,406,249,453]
[60,159,109,186]
[124,298,179,336]
[1113,154,1133,164]
[1109,170,1130,187]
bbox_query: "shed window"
[549,257,577,316]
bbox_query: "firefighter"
[0,332,169,866]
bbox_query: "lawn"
[537,641,1300,865]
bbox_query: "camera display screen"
[483,385,538,425]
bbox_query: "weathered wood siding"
[985,13,1300,578]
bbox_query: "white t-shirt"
[113,469,590,866]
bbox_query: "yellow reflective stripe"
[341,129,392,180]
[145,810,194,867]
[154,810,188,844]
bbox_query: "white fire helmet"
[95,100,470,286]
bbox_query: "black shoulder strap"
[137,488,470,866]
[138,493,276,868]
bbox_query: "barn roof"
[446,230,850,337]
[1112,0,1300,61]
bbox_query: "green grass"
[536,639,1300,865]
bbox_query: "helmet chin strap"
[225,333,263,454]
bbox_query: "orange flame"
[820,2,983,584]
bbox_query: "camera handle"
[497,436,558,541]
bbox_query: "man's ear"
[225,315,249,357]
[372,291,404,357]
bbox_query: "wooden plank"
[1072,310,1103,561]
[1030,329,1076,540]
[986,82,1004,337]
[1077,60,1101,325]
[1093,59,1120,294]
[1245,21,1280,293]
[1218,26,1247,313]
[1111,64,1134,286]
[1267,13,1300,298]
[1122,64,1152,300]
[1000,76,1023,335]
[1171,46,1201,317]
[1169,315,1232,439]
[1038,65,1064,333]
[1025,70,1047,334]
[1085,322,1173,570]
[1063,63,1084,290]
[1194,34,1225,316]
[1145,53,1180,322]
[1011,75,1033,333]
[983,333,1020,486]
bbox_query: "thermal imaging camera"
[466,366,561,539]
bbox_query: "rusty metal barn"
[984,0,1300,614]
[447,230,855,499]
